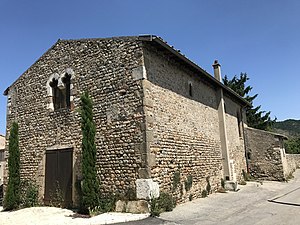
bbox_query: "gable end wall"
[4,38,147,205]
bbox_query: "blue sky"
[0,0,299,135]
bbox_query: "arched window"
[49,74,71,110]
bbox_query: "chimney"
[212,60,221,81]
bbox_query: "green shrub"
[150,192,176,217]
[286,172,294,181]
[87,193,117,216]
[49,181,64,208]
[159,192,176,212]
[221,178,225,189]
[98,193,117,213]
[88,206,102,217]
[172,171,180,191]
[185,175,193,191]
[201,190,208,198]
[284,137,300,154]
[124,187,137,201]
[150,197,160,217]
[206,176,211,195]
[20,180,39,208]
[242,169,253,181]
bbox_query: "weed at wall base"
[20,180,39,208]
[150,192,176,217]
[172,171,180,191]
[189,194,193,201]
[185,175,193,192]
[201,190,208,198]
[206,176,211,195]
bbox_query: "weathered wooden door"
[44,148,73,207]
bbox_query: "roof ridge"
[59,35,147,42]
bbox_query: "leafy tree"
[223,73,276,131]
[284,137,300,154]
[4,122,21,210]
[79,92,100,214]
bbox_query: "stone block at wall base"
[136,179,159,199]
[225,181,238,191]
[115,200,149,213]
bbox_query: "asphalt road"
[117,170,300,225]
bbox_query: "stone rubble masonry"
[284,154,300,177]
[223,95,247,182]
[4,37,146,205]
[115,200,149,213]
[142,42,247,202]
[0,135,4,149]
[4,36,248,207]
[0,135,5,185]
[244,127,287,181]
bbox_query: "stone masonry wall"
[142,43,223,202]
[5,37,146,205]
[0,135,5,185]
[0,135,4,149]
[244,127,286,181]
[224,95,247,182]
[4,36,250,208]
[284,154,300,176]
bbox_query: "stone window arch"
[46,68,75,111]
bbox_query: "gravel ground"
[0,206,149,225]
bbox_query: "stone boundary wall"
[244,127,286,181]
[284,154,300,176]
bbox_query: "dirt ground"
[116,170,300,225]
[0,206,149,225]
[2,170,300,225]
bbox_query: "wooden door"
[44,148,73,207]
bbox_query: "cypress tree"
[80,92,100,214]
[4,122,21,210]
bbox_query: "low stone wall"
[244,127,287,181]
[285,154,300,176]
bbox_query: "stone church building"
[3,35,250,207]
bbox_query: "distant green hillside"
[273,119,300,137]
